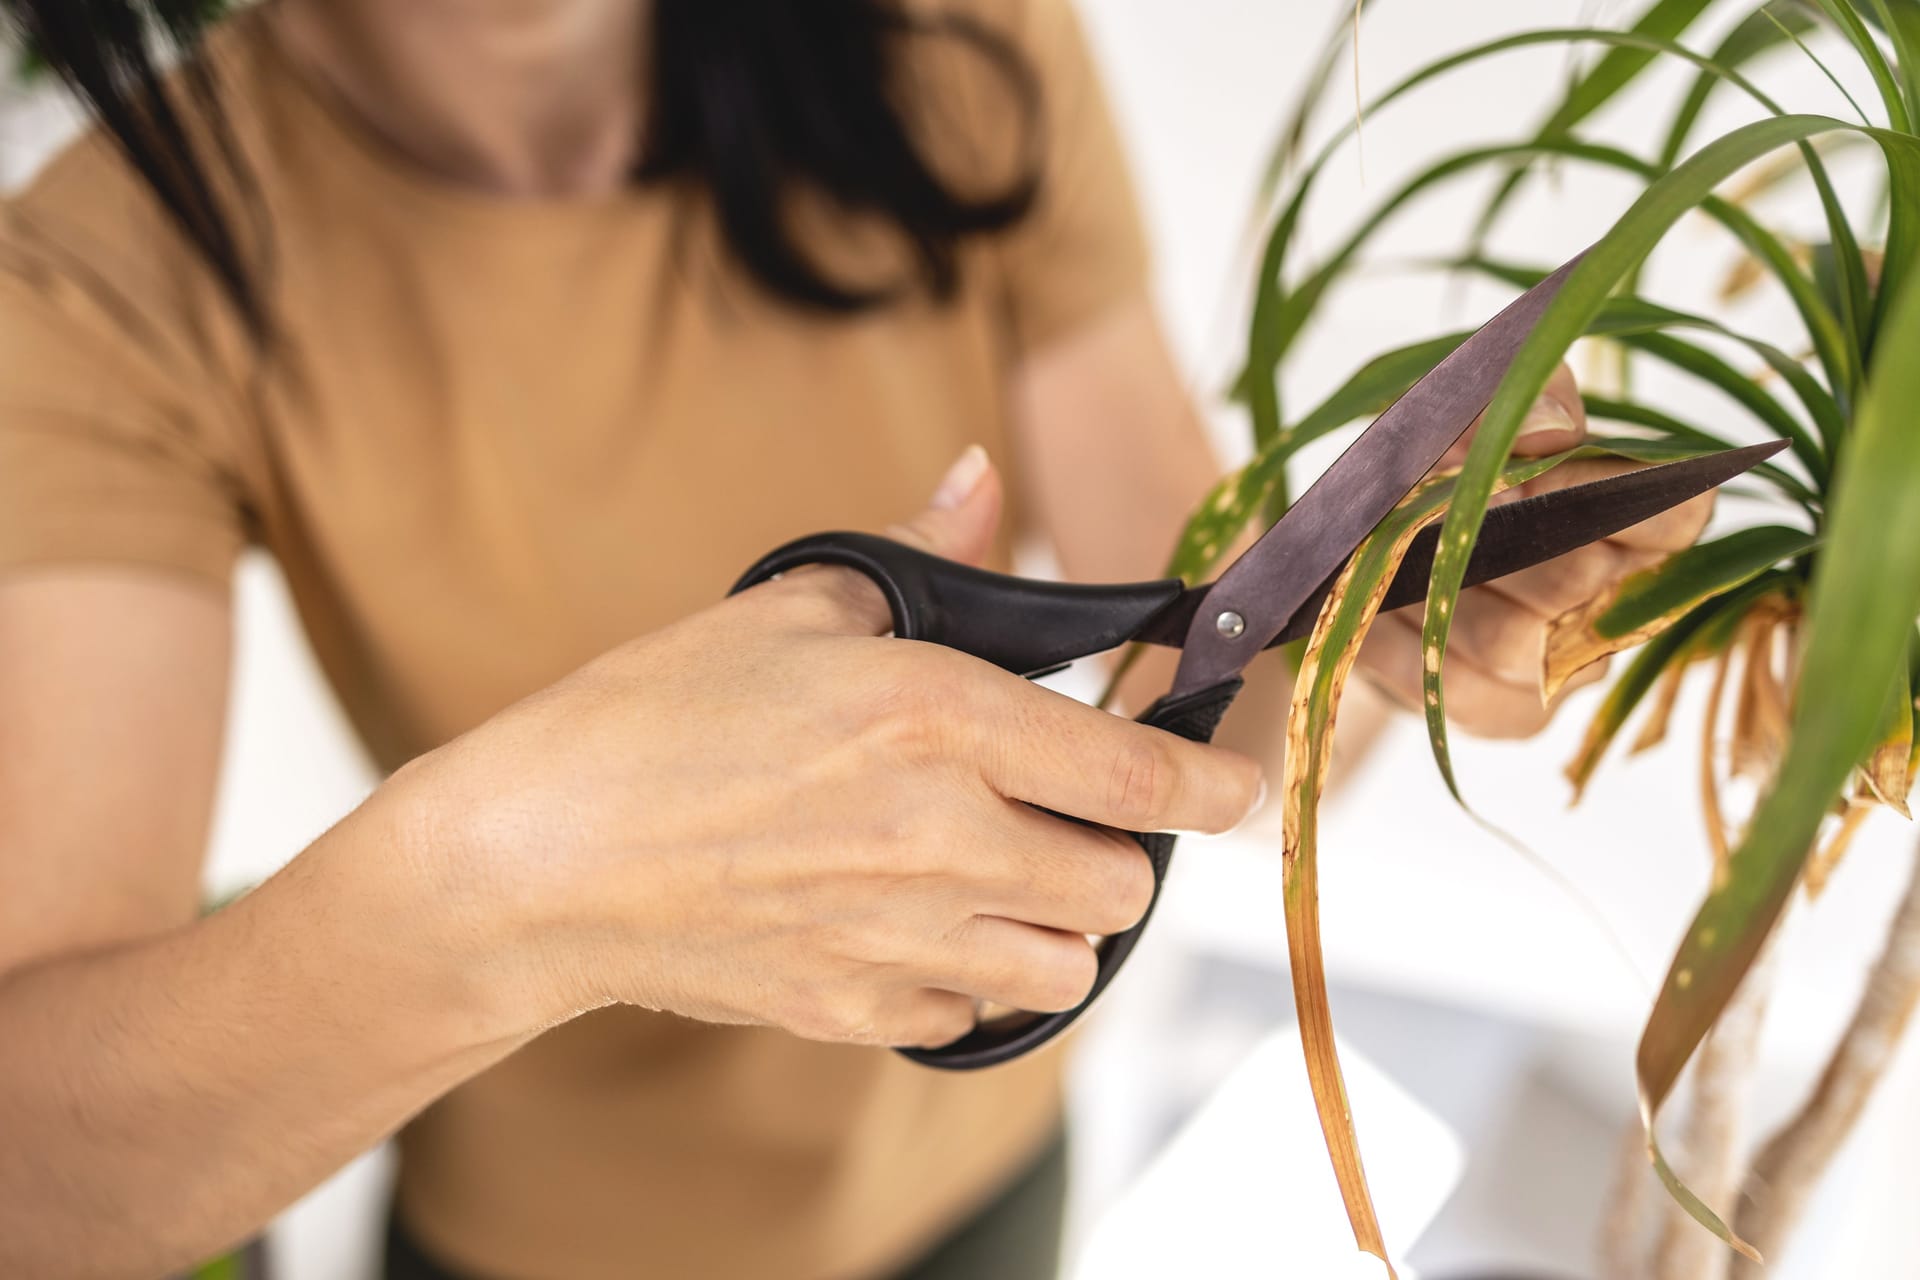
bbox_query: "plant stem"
[1729,841,1920,1277]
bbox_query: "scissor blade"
[1169,252,1588,697]
[1136,440,1786,650]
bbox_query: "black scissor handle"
[729,531,1240,1069]
[730,531,1183,678]
[897,677,1243,1069]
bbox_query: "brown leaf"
[1730,609,1791,781]
[1544,591,1667,704]
[1631,654,1693,755]
[1858,694,1916,819]
[1803,802,1875,899]
[1700,641,1738,881]
[1280,493,1459,1280]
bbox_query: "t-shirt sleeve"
[989,0,1151,356]
[0,200,250,587]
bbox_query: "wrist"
[325,758,560,1047]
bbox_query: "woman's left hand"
[1354,363,1713,738]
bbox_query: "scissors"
[731,253,1784,1071]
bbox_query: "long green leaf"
[1866,0,1920,128]
[1242,27,1855,433]
[1242,26,1798,426]
[1472,0,1721,243]
[1659,4,1822,167]
[1258,0,1378,199]
[1420,117,1920,1250]
[1636,263,1920,1259]
[1581,396,1822,507]
[1615,331,1826,475]
[1423,111,1920,803]
[1820,0,1912,130]
[1451,254,1844,466]
[1284,333,1471,455]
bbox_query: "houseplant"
[1163,2,1920,1276]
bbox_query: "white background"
[5,2,1920,1276]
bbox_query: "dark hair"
[3,0,1041,328]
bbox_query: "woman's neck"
[271,0,650,198]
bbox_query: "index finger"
[1439,361,1588,469]
[973,673,1266,836]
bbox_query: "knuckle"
[1036,942,1100,1012]
[1106,736,1177,830]
[905,995,977,1049]
[1062,833,1155,935]
[867,652,974,759]
[809,985,886,1044]
[1102,847,1158,933]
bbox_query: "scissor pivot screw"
[1215,610,1246,640]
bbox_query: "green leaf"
[1258,1,1378,199]
[1473,0,1721,243]
[1543,527,1816,701]
[1243,27,1759,399]
[1241,26,1856,434]
[1613,331,1827,477]
[1595,526,1817,641]
[1245,139,1651,408]
[1658,3,1822,167]
[1865,0,1920,130]
[1451,254,1844,463]
[1539,0,1721,135]
[1581,396,1822,508]
[1769,5,1874,125]
[1634,250,1920,1261]
[1423,111,1920,806]
[1284,333,1472,454]
[1819,0,1912,130]
[190,1253,242,1280]
[1564,574,1791,800]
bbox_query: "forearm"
[0,798,534,1279]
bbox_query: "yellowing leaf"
[1543,526,1815,701]
[1280,448,1602,1275]
[1562,578,1783,805]
[1729,603,1794,781]
[1283,499,1446,1280]
[1700,641,1738,878]
[1803,801,1875,899]
[1631,655,1692,755]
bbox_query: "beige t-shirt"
[0,3,1148,1276]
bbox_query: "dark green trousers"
[383,1130,1069,1280]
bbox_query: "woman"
[0,2,1701,1277]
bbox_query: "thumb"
[887,444,1004,567]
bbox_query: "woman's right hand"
[367,448,1265,1050]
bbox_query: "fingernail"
[930,444,989,511]
[1231,775,1269,833]
[1516,398,1578,445]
